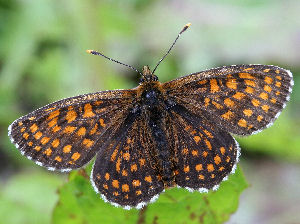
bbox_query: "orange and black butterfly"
[8,23,293,209]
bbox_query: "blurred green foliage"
[0,0,299,224]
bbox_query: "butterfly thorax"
[135,66,175,187]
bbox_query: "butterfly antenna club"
[152,23,191,74]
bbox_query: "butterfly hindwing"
[91,116,164,208]
[169,104,240,191]
[163,65,293,135]
[8,90,136,171]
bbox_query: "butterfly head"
[140,65,158,83]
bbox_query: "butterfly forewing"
[91,116,164,208]
[163,65,293,135]
[8,90,136,171]
[169,104,239,191]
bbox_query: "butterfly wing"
[168,104,240,191]
[8,90,136,171]
[91,115,164,209]
[163,65,293,135]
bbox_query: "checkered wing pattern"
[163,65,293,135]
[169,104,239,191]
[8,90,136,171]
[91,116,164,208]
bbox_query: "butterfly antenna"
[86,50,143,76]
[152,23,191,74]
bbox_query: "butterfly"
[8,23,294,209]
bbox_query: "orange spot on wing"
[123,152,130,160]
[132,180,141,187]
[48,118,58,128]
[207,164,214,172]
[105,173,110,180]
[245,86,254,94]
[232,92,245,100]
[66,110,77,123]
[89,123,98,135]
[23,132,29,140]
[130,164,137,172]
[238,119,247,127]
[263,68,270,72]
[239,72,254,79]
[203,130,213,138]
[71,152,81,161]
[112,180,119,188]
[182,148,189,155]
[82,138,94,148]
[198,175,204,180]
[226,78,237,89]
[257,115,263,122]
[136,190,142,195]
[221,110,233,120]
[220,147,225,155]
[252,99,260,107]
[275,81,281,87]
[214,155,221,165]
[99,118,106,127]
[270,98,277,104]
[51,139,60,148]
[204,139,212,150]
[110,148,118,161]
[184,165,190,173]
[34,146,41,151]
[195,164,203,171]
[30,124,38,133]
[47,110,60,120]
[210,79,220,93]
[193,136,201,143]
[259,92,268,100]
[212,101,223,109]
[245,80,256,87]
[198,80,208,85]
[52,125,61,133]
[77,127,86,136]
[44,148,52,156]
[204,97,210,107]
[64,126,76,134]
[191,150,198,156]
[41,137,50,145]
[264,85,272,93]
[202,151,208,157]
[261,105,270,112]
[116,158,121,172]
[63,145,72,153]
[139,159,145,166]
[83,103,95,118]
[264,76,273,84]
[243,109,253,117]
[122,184,130,192]
[145,176,152,183]
[122,170,128,176]
[55,156,62,162]
[224,98,235,107]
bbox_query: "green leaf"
[53,165,247,224]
